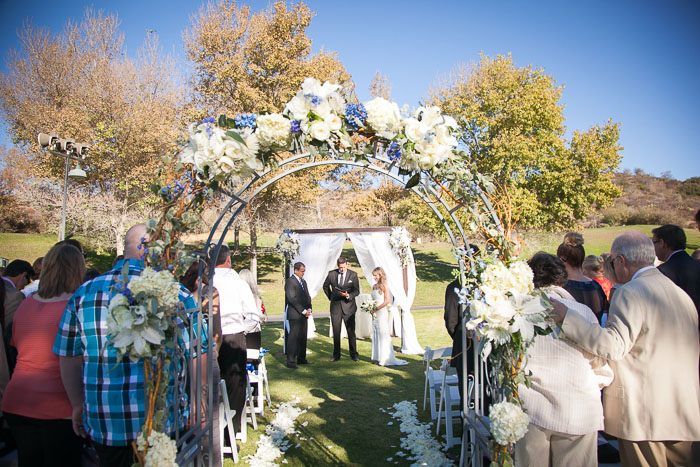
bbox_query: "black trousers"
[92,442,134,467]
[5,412,83,467]
[330,309,357,359]
[218,332,247,428]
[286,318,308,364]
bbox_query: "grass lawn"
[229,308,455,466]
[3,225,699,316]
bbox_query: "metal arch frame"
[180,149,502,466]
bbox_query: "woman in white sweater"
[514,252,613,467]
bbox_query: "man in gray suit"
[551,231,700,466]
[2,260,33,331]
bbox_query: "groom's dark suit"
[285,274,312,365]
[323,268,360,359]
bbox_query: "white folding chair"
[240,373,258,438]
[435,359,467,448]
[258,351,272,407]
[219,379,239,463]
[247,349,266,415]
[422,346,457,419]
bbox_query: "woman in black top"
[557,232,609,323]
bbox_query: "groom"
[323,257,360,362]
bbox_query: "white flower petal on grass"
[387,458,393,462]
[302,421,308,427]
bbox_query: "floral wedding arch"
[106,77,554,466]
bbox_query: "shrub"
[679,177,700,198]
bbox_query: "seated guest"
[239,269,266,352]
[514,253,613,467]
[551,231,700,466]
[557,233,608,323]
[1,243,85,466]
[582,254,613,300]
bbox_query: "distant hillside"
[586,171,700,228]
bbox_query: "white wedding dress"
[371,288,407,367]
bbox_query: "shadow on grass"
[261,321,426,466]
[412,251,455,283]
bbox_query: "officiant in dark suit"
[285,262,312,369]
[323,257,360,362]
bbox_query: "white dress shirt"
[213,267,259,335]
[519,286,614,435]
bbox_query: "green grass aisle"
[228,309,455,466]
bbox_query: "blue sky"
[1,0,699,179]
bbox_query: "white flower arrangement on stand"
[454,250,554,464]
[276,230,300,259]
[136,430,178,467]
[388,226,413,267]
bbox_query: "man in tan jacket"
[551,231,700,466]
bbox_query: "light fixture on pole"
[37,133,90,241]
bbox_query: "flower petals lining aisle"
[246,397,308,467]
[383,400,453,466]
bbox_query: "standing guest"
[601,253,621,305]
[2,244,85,466]
[284,262,312,369]
[652,224,700,318]
[239,269,266,352]
[515,253,613,467]
[54,224,206,467]
[695,208,700,231]
[557,233,608,323]
[1,260,34,332]
[322,257,360,362]
[551,231,700,466]
[20,257,43,297]
[212,245,258,434]
[582,254,613,300]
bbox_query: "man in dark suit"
[285,262,312,369]
[652,224,700,321]
[444,276,466,401]
[322,257,360,362]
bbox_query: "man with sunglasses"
[550,231,700,466]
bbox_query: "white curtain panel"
[291,233,347,298]
[347,232,416,313]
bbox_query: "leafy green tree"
[430,54,622,229]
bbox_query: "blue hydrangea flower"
[304,94,322,105]
[387,142,402,161]
[234,113,257,128]
[345,103,367,131]
[201,116,216,124]
[290,120,302,134]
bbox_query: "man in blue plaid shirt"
[54,224,206,467]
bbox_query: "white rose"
[218,155,236,174]
[403,118,426,143]
[301,77,323,96]
[434,124,458,147]
[326,114,342,132]
[309,120,331,141]
[417,106,442,127]
[284,95,310,120]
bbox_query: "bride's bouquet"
[360,298,378,319]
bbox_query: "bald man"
[550,231,700,466]
[55,224,206,467]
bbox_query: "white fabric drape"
[347,232,422,354]
[286,233,346,340]
[347,232,416,314]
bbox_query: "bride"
[371,267,407,366]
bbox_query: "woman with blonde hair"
[370,267,406,366]
[239,269,266,351]
[582,254,613,300]
[557,233,608,323]
[2,244,85,466]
